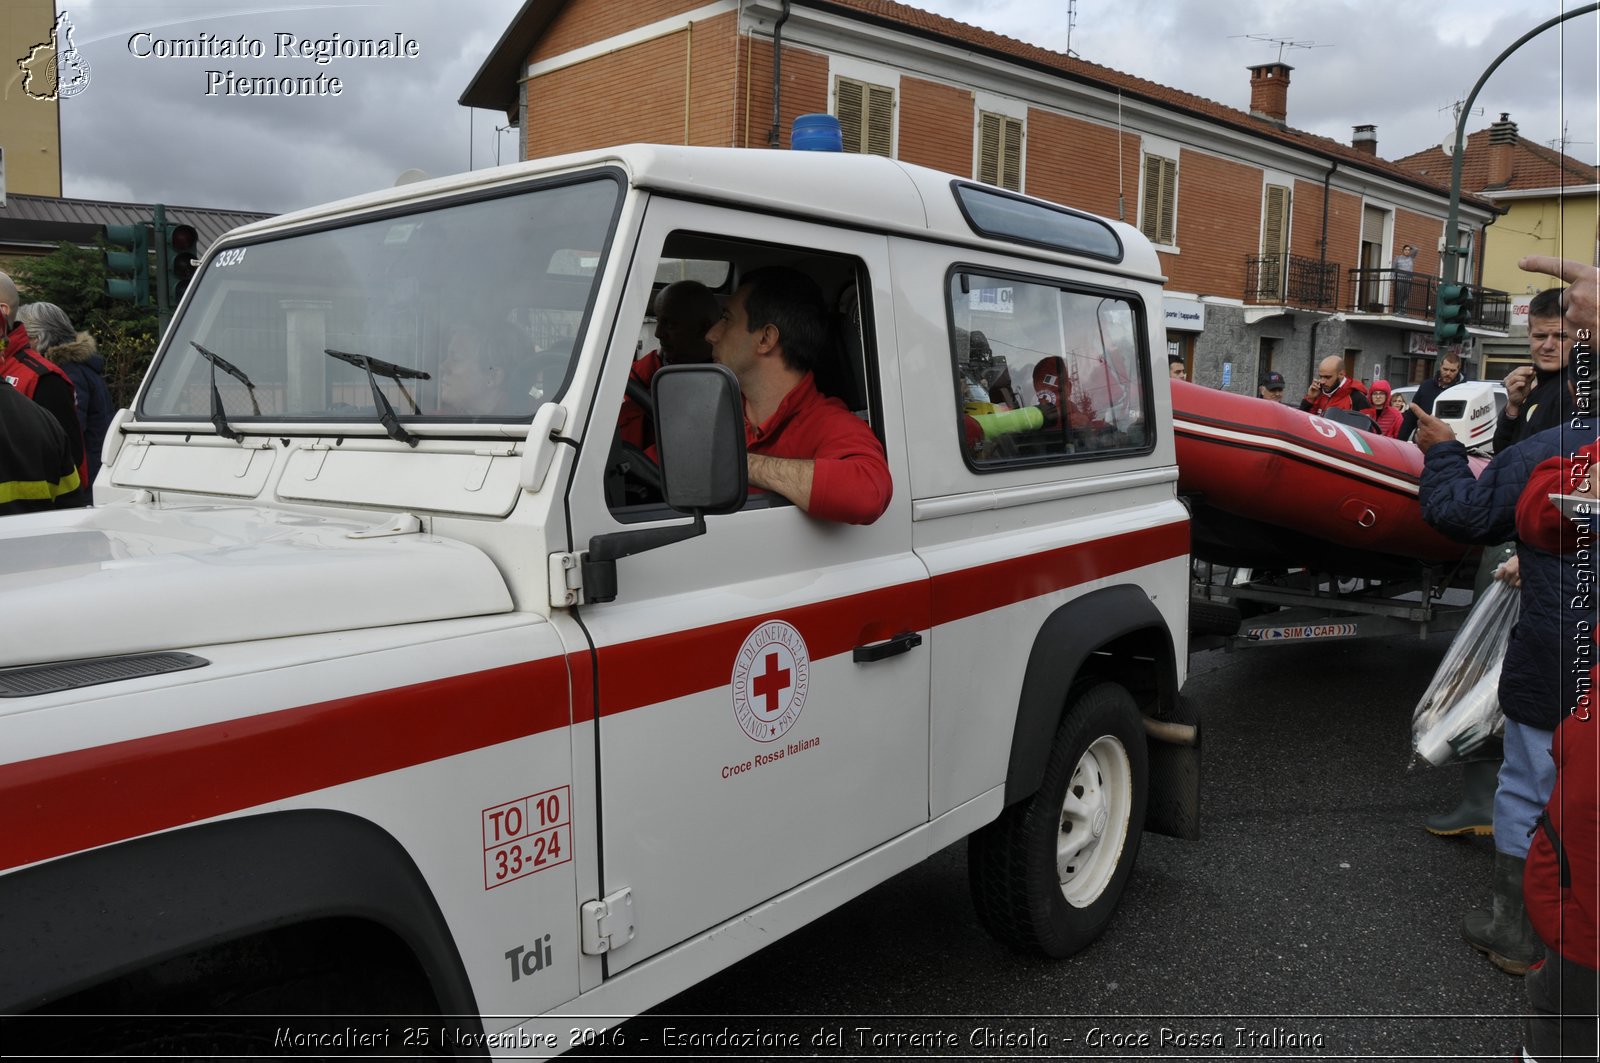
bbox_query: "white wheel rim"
[1057,734,1133,906]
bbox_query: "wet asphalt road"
[602,633,1530,1061]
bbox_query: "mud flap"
[1145,691,1200,840]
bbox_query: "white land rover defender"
[0,145,1197,1051]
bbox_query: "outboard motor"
[1431,381,1500,453]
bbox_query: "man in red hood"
[1299,355,1372,417]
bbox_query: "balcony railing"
[1345,267,1510,330]
[1245,253,1340,311]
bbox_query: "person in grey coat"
[16,302,114,485]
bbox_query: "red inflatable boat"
[1171,380,1485,573]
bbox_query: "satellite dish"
[394,168,430,186]
[1438,138,1456,156]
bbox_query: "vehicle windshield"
[139,175,621,428]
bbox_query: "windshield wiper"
[323,348,431,448]
[191,341,260,442]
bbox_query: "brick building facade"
[462,0,1502,396]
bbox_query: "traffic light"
[103,223,150,306]
[165,223,200,305]
[1435,283,1476,344]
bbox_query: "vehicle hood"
[0,504,515,668]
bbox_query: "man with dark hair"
[1495,287,1572,452]
[618,279,719,450]
[705,266,890,524]
[1398,349,1465,441]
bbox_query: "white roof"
[223,144,1163,280]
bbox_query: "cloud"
[47,0,1598,221]
[919,0,1596,164]
[57,0,524,213]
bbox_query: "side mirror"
[583,363,748,604]
[653,364,747,514]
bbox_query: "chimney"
[1487,112,1517,187]
[1352,124,1378,155]
[1248,62,1293,126]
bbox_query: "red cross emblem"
[731,620,810,743]
[751,652,791,713]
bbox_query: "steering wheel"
[604,437,664,508]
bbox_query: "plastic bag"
[1412,577,1519,766]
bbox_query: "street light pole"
[1439,3,1599,303]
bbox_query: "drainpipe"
[1310,160,1338,385]
[768,0,792,148]
[1318,160,1337,289]
[1308,315,1324,387]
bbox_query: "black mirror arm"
[582,512,706,604]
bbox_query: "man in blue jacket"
[1413,343,1597,975]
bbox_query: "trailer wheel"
[969,682,1148,958]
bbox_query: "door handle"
[853,630,923,664]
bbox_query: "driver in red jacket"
[704,267,890,525]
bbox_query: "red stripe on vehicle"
[929,521,1188,626]
[593,523,1185,717]
[0,658,573,873]
[595,582,932,717]
[4,524,1187,870]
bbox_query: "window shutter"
[1155,158,1176,245]
[979,112,1001,184]
[836,77,892,156]
[865,84,894,157]
[1140,155,1177,246]
[1263,185,1289,256]
[836,78,864,153]
[1000,117,1022,191]
[1140,156,1163,243]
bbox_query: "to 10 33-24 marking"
[482,785,572,889]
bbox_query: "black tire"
[969,682,1148,958]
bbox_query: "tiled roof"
[0,193,273,251]
[1391,125,1599,193]
[803,0,1497,206]
[462,0,1497,209]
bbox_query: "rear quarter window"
[950,269,1152,469]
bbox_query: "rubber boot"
[1425,758,1498,837]
[1462,852,1542,975]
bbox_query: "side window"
[607,235,880,519]
[950,271,1149,468]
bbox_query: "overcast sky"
[36,0,1600,216]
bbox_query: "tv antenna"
[1547,120,1593,154]
[1064,0,1079,58]
[1438,99,1485,124]
[1229,34,1333,63]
